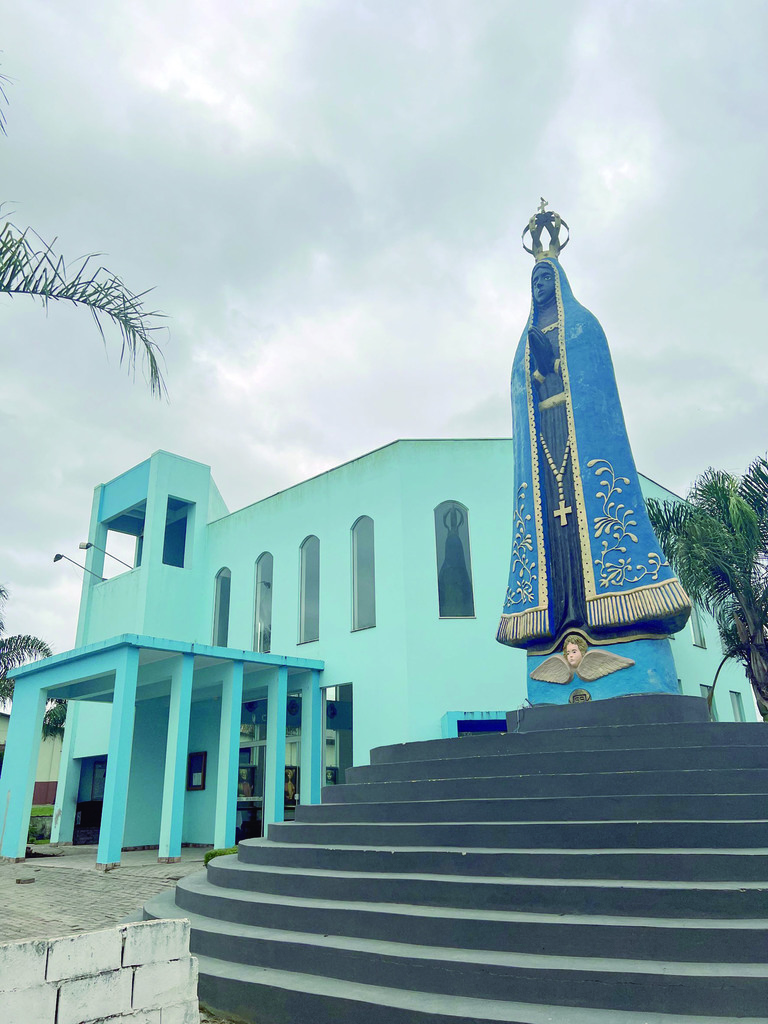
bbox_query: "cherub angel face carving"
[565,642,583,668]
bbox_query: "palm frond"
[42,699,67,740]
[0,65,10,137]
[0,633,53,680]
[0,222,167,397]
[649,458,768,719]
[690,469,738,523]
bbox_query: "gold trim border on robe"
[497,263,690,650]
[586,577,690,629]
[498,577,691,647]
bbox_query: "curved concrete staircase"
[144,695,768,1022]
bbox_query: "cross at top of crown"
[523,200,569,261]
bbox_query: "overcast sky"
[3,0,768,655]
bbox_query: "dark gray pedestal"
[507,692,711,732]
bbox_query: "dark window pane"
[254,552,273,653]
[352,516,375,630]
[434,501,475,618]
[300,536,319,642]
[213,567,231,646]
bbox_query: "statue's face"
[532,264,556,307]
[565,642,583,667]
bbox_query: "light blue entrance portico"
[0,635,323,867]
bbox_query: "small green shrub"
[31,805,54,816]
[204,846,237,866]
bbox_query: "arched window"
[254,552,273,653]
[213,567,231,646]
[299,536,320,643]
[351,516,376,630]
[434,501,475,618]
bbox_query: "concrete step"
[164,900,768,1017]
[145,891,768,1021]
[266,818,768,850]
[237,837,768,881]
[172,871,768,963]
[196,948,768,1024]
[294,792,767,823]
[206,854,768,918]
[347,745,768,784]
[197,951,768,1024]
[371,722,768,765]
[331,767,768,802]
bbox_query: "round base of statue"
[526,636,679,706]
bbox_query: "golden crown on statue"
[522,199,570,261]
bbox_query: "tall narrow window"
[730,690,745,722]
[351,516,376,630]
[213,567,231,646]
[434,501,475,618]
[690,603,707,648]
[299,536,320,643]
[162,498,192,568]
[700,683,718,721]
[254,552,273,653]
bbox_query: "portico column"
[213,660,244,850]
[299,669,323,805]
[158,653,194,861]
[96,646,139,870]
[0,680,47,861]
[51,701,81,844]
[263,665,288,829]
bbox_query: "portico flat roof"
[11,634,324,703]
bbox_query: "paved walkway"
[0,844,237,1023]
[0,844,207,943]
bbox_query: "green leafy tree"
[0,585,65,738]
[647,458,768,720]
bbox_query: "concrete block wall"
[0,919,198,1024]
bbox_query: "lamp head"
[53,554,63,563]
[78,542,92,551]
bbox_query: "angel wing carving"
[529,653,574,684]
[576,650,635,682]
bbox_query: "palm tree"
[647,458,768,720]
[1,69,166,396]
[0,585,66,738]
[0,221,166,397]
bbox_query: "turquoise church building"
[0,439,756,869]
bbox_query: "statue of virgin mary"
[497,205,690,697]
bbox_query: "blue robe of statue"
[497,257,690,654]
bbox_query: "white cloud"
[3,0,768,653]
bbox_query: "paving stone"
[0,851,206,945]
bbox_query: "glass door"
[237,700,267,840]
